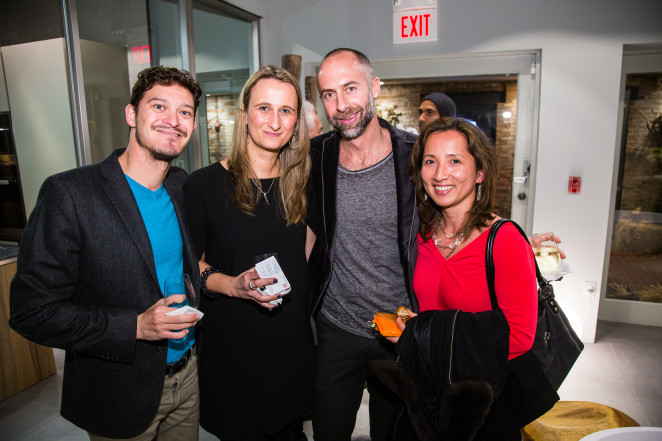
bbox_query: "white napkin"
[543,260,573,282]
[165,305,204,320]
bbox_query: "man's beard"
[135,124,188,162]
[327,93,376,140]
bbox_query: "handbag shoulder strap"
[485,219,546,311]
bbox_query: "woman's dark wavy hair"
[409,117,498,241]
[130,66,202,114]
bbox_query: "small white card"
[255,256,291,301]
[165,305,204,320]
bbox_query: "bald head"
[316,48,381,140]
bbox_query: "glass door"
[191,0,259,167]
[67,0,185,165]
[72,0,162,165]
[600,45,662,326]
[64,0,260,171]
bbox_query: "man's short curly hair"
[130,66,202,114]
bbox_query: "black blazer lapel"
[320,135,340,254]
[100,151,160,292]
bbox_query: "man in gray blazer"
[10,66,203,440]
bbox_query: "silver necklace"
[431,217,464,257]
[250,177,276,205]
[439,222,461,239]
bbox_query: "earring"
[424,193,428,201]
[476,184,482,201]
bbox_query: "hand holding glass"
[164,274,204,320]
[531,232,561,276]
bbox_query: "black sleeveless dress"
[184,162,314,439]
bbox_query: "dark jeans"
[312,314,405,441]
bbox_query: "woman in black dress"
[184,66,315,441]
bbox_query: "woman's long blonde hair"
[227,65,310,225]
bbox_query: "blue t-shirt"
[126,175,195,363]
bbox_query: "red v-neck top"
[413,222,538,359]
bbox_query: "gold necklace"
[250,177,276,205]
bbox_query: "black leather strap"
[485,219,547,311]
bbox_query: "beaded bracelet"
[200,267,223,300]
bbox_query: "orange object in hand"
[369,307,410,337]
[372,313,402,337]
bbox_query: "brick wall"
[206,94,237,163]
[620,74,662,213]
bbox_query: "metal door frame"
[599,43,662,327]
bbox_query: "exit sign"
[131,45,151,65]
[393,0,437,44]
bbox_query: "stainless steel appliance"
[0,112,26,244]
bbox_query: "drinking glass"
[530,233,561,276]
[164,273,195,307]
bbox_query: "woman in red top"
[408,117,537,360]
[383,118,546,440]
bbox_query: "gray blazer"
[9,149,199,438]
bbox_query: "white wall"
[228,0,662,342]
[1,39,78,216]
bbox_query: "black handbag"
[474,219,584,438]
[485,219,584,391]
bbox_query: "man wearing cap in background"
[418,92,456,132]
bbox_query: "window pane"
[606,72,662,304]
[193,1,255,165]
[77,0,182,163]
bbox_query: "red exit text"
[400,13,431,38]
[132,45,151,65]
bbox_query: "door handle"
[514,159,530,184]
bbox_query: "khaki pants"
[89,351,199,441]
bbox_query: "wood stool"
[521,401,639,441]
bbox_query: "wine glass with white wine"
[530,232,561,277]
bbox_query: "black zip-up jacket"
[307,118,420,342]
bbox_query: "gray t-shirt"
[321,153,411,337]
